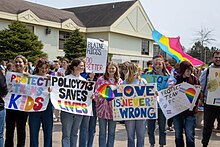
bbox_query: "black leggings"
[5,109,28,147]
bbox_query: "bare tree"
[194,27,216,63]
[195,27,216,45]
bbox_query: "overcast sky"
[25,0,220,49]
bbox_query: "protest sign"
[112,83,158,121]
[142,74,169,91]
[158,83,191,119]
[50,76,95,116]
[176,82,201,110]
[207,68,220,106]
[86,38,108,73]
[5,72,50,112]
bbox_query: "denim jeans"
[79,116,90,147]
[98,118,116,147]
[29,102,53,147]
[173,114,196,147]
[147,109,166,145]
[87,101,97,147]
[125,120,146,147]
[0,109,5,147]
[61,111,83,147]
[202,104,220,146]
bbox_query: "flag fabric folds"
[152,30,204,66]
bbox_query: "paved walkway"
[11,121,220,147]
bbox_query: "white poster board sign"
[207,68,220,106]
[158,84,191,119]
[112,84,158,121]
[176,82,201,110]
[5,72,50,112]
[86,38,108,73]
[50,76,95,116]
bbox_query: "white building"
[0,0,155,68]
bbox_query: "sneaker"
[167,126,174,131]
[166,126,170,130]
[213,128,220,133]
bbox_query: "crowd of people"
[0,51,220,147]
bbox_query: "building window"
[130,60,139,64]
[141,39,149,55]
[153,44,166,58]
[59,31,70,50]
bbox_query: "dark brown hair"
[212,50,220,57]
[34,58,50,74]
[65,58,84,75]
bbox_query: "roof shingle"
[63,1,135,27]
[0,0,84,26]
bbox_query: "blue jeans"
[79,116,90,147]
[147,109,166,145]
[98,118,116,147]
[87,101,97,147]
[29,102,53,147]
[61,111,83,147]
[173,115,196,147]
[0,109,5,147]
[125,120,146,147]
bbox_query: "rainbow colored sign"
[185,88,196,103]
[152,30,204,66]
[177,82,201,110]
[5,72,50,112]
[112,84,158,121]
[50,76,95,116]
[97,84,115,101]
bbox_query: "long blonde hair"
[153,58,169,76]
[125,63,141,84]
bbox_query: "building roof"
[63,1,136,28]
[0,0,84,26]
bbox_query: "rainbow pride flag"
[152,30,204,66]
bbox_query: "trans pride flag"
[152,30,204,66]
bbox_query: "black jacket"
[0,71,8,110]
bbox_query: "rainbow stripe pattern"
[97,84,115,101]
[185,88,196,103]
[152,30,204,66]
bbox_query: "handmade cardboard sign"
[50,76,95,116]
[158,83,191,119]
[142,74,169,91]
[5,72,50,112]
[176,82,201,110]
[207,68,220,106]
[86,38,108,73]
[112,84,158,121]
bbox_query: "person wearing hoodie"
[146,55,169,147]
[0,71,8,146]
[200,50,220,147]
[169,60,201,147]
